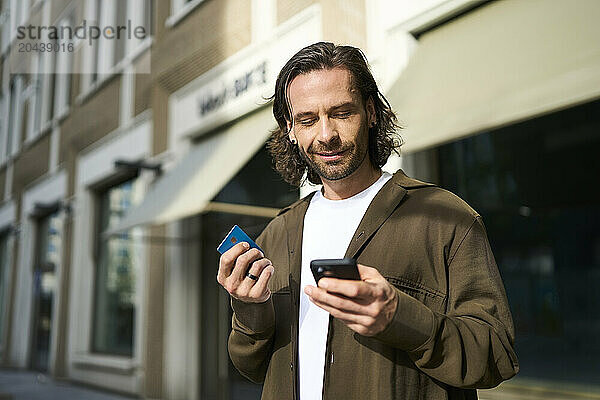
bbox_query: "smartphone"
[310,258,361,284]
[216,225,263,255]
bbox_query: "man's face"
[287,67,376,181]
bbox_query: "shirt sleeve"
[227,224,277,384]
[374,216,519,388]
[228,296,276,383]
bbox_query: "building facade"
[0,1,598,399]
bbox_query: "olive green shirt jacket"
[228,169,519,400]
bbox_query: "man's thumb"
[357,263,379,280]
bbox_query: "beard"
[299,129,369,181]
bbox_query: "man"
[217,42,518,400]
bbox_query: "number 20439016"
[19,42,74,53]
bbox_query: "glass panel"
[34,55,44,133]
[199,145,298,398]
[143,0,154,36]
[201,212,268,400]
[6,79,17,157]
[114,0,128,66]
[434,99,600,387]
[92,178,143,356]
[47,46,57,119]
[212,145,299,208]
[91,0,102,83]
[0,232,10,348]
[0,98,3,144]
[30,211,62,371]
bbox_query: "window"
[91,177,143,356]
[4,0,32,47]
[8,0,21,42]
[89,0,100,83]
[1,2,10,53]
[32,15,73,128]
[0,96,4,159]
[0,231,11,350]
[200,212,268,400]
[198,145,298,399]
[6,81,15,157]
[6,76,23,158]
[17,0,31,26]
[26,55,43,141]
[39,32,58,128]
[87,0,153,86]
[114,0,128,66]
[30,211,62,372]
[144,0,154,36]
[53,18,73,118]
[93,0,114,82]
[431,99,600,388]
[212,146,299,208]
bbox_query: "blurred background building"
[0,0,598,399]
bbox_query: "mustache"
[308,143,353,154]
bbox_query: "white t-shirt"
[298,171,392,400]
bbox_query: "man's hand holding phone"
[217,242,274,303]
[305,263,398,336]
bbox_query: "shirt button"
[290,362,293,370]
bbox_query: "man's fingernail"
[243,242,250,249]
[319,280,328,289]
[267,266,274,275]
[304,286,312,296]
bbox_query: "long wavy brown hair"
[267,42,403,187]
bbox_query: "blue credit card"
[216,225,263,255]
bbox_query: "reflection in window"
[213,145,299,209]
[0,231,10,349]
[30,211,62,371]
[114,0,129,66]
[92,178,143,356]
[434,100,600,387]
[6,77,21,157]
[201,212,268,400]
[195,143,298,399]
[91,0,103,83]
[144,0,154,36]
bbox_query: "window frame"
[68,115,152,390]
[9,173,68,376]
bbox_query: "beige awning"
[388,0,600,153]
[106,106,276,235]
